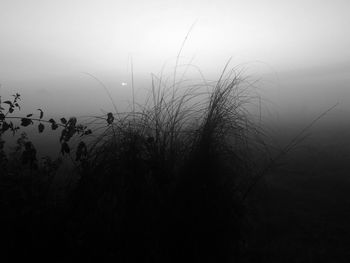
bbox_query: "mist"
[1,0,350,262]
[1,0,349,122]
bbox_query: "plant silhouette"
[0,65,335,262]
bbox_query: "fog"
[2,2,350,261]
[1,0,349,155]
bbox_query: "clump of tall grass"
[0,57,338,261]
[68,61,267,262]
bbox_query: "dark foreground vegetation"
[0,66,345,262]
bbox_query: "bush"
[5,59,325,261]
[66,65,266,262]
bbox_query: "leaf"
[0,113,4,121]
[61,142,70,155]
[3,101,13,106]
[49,118,58,130]
[38,123,45,133]
[15,103,20,110]
[8,107,14,113]
[21,118,33,127]
[26,114,33,117]
[60,118,67,124]
[107,112,114,125]
[37,109,43,119]
[51,123,58,130]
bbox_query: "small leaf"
[49,118,55,123]
[3,101,13,106]
[60,118,67,124]
[37,109,44,119]
[8,107,14,113]
[26,114,33,117]
[0,113,4,121]
[21,118,33,127]
[51,123,58,130]
[38,123,45,133]
[107,112,114,125]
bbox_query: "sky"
[0,0,349,131]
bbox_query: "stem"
[241,102,339,201]
[4,116,66,128]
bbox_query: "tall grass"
[67,61,268,262]
[0,60,336,261]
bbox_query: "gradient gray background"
[0,0,349,156]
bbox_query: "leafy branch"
[0,93,113,163]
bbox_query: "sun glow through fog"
[1,0,349,77]
[0,0,349,117]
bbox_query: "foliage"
[64,66,268,262]
[0,93,96,167]
[0,64,334,262]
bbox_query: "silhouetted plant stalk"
[0,65,336,197]
[0,93,96,166]
[0,61,338,261]
[241,101,339,201]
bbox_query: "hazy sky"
[0,0,349,117]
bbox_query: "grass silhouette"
[65,61,268,262]
[0,60,337,262]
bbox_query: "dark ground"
[245,140,350,262]
[1,129,350,262]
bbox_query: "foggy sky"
[0,0,349,118]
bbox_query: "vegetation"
[0,62,334,262]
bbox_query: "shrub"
[67,63,266,262]
[1,60,331,261]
